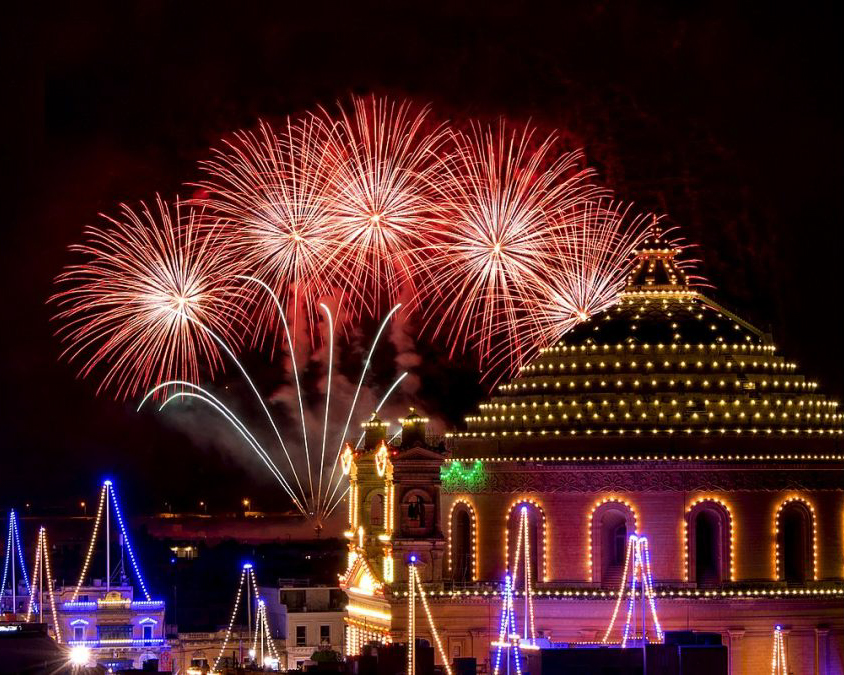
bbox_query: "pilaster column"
[781,628,791,674]
[815,626,829,675]
[727,629,745,675]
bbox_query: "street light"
[243,498,251,510]
[80,501,87,516]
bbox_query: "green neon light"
[440,460,486,492]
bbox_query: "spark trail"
[140,298,407,526]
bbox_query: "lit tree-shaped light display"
[70,480,153,602]
[602,534,663,647]
[492,506,539,675]
[771,625,787,675]
[407,555,452,675]
[212,563,279,671]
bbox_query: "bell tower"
[341,408,447,586]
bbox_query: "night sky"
[3,2,842,514]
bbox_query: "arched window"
[448,500,477,581]
[686,500,733,586]
[401,489,435,536]
[589,499,638,586]
[505,499,548,584]
[776,498,816,583]
[366,490,385,529]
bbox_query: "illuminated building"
[341,235,844,674]
[265,582,347,670]
[55,585,166,671]
[55,480,169,671]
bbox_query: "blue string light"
[0,512,11,598]
[493,573,523,675]
[106,481,152,601]
[621,535,639,647]
[67,638,166,647]
[640,537,664,641]
[1,510,33,603]
[619,534,663,647]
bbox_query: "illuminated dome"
[453,230,843,454]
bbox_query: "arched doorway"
[506,501,547,584]
[590,500,637,587]
[452,509,472,581]
[777,500,813,583]
[686,500,732,587]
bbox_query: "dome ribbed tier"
[451,234,843,451]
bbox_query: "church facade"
[341,234,844,674]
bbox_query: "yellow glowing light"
[346,603,391,621]
[505,498,548,582]
[447,498,478,581]
[773,495,818,581]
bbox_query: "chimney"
[361,413,389,450]
[399,407,428,448]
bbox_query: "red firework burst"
[51,197,250,398]
[505,200,654,360]
[420,120,604,372]
[198,117,343,344]
[317,94,448,316]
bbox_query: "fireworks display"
[317,95,447,317]
[420,121,605,371]
[501,200,653,364]
[52,196,250,399]
[198,116,340,344]
[198,95,447,340]
[52,95,694,516]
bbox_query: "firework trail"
[317,94,448,317]
[420,120,604,374]
[51,196,250,399]
[137,294,407,526]
[197,117,341,345]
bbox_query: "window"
[451,509,473,581]
[74,626,85,642]
[143,624,153,641]
[320,624,330,644]
[295,625,307,647]
[369,491,385,528]
[97,624,132,640]
[403,490,434,533]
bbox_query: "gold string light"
[446,498,478,581]
[774,496,819,581]
[587,498,639,581]
[684,497,735,582]
[70,484,107,603]
[504,498,548,582]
